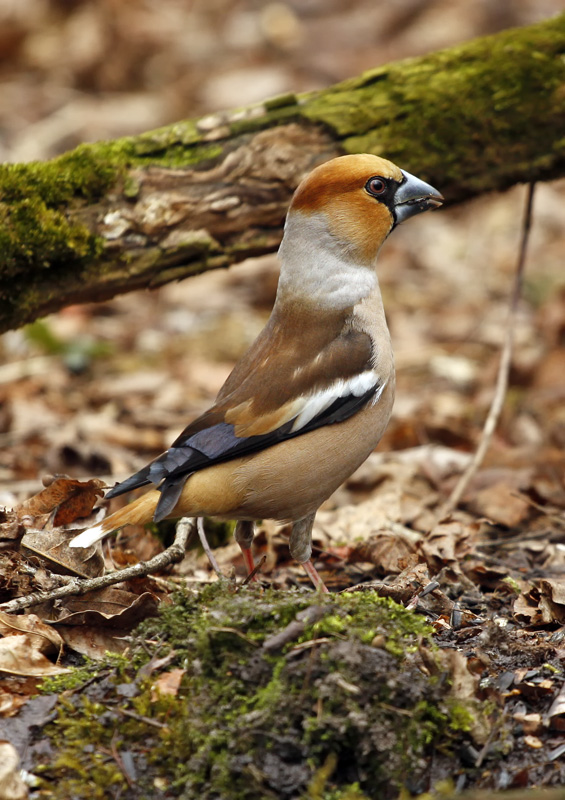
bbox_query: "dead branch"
[1,14,564,332]
[0,517,196,614]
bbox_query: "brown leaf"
[349,530,420,575]
[514,590,544,627]
[0,690,29,718]
[55,625,130,659]
[18,477,106,527]
[21,528,105,579]
[547,681,565,730]
[0,634,68,677]
[0,742,28,800]
[471,481,530,527]
[0,509,26,551]
[464,561,511,590]
[516,579,565,627]
[419,518,479,572]
[537,578,565,625]
[0,611,64,656]
[51,587,159,627]
[151,668,186,700]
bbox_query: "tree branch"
[0,518,196,614]
[1,14,564,332]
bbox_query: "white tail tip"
[69,524,106,548]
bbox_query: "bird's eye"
[366,176,386,197]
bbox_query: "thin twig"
[440,183,536,517]
[241,554,267,586]
[196,517,225,579]
[0,517,196,613]
[119,708,170,730]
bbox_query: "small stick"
[0,517,196,613]
[241,554,267,586]
[196,517,225,580]
[440,183,536,517]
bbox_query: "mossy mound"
[39,584,484,799]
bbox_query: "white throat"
[276,210,377,310]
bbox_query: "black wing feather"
[105,384,379,518]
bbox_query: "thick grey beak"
[394,169,444,225]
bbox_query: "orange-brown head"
[290,154,443,266]
[277,154,443,309]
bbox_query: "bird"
[69,154,443,591]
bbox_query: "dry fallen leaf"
[51,587,159,628]
[55,625,130,659]
[537,578,565,624]
[0,612,67,678]
[0,509,26,551]
[0,634,69,677]
[0,611,63,652]
[21,527,105,579]
[0,690,29,718]
[514,579,565,627]
[419,517,479,572]
[348,530,421,575]
[0,741,28,800]
[471,481,531,527]
[151,668,186,700]
[546,681,565,731]
[17,477,106,527]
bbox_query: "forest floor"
[0,2,564,798]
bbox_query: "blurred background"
[0,1,564,540]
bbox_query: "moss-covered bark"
[1,14,565,332]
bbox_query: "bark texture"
[1,14,565,332]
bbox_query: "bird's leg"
[234,520,257,579]
[289,513,329,593]
[197,517,224,580]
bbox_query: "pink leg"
[240,544,257,578]
[290,513,330,593]
[235,520,259,582]
[302,559,330,593]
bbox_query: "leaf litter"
[0,0,565,796]
[0,213,563,796]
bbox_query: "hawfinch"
[70,154,443,591]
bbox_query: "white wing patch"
[290,370,380,432]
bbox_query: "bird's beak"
[394,169,444,224]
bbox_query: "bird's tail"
[69,457,243,549]
[68,489,162,548]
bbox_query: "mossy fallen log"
[1,13,565,333]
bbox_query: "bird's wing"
[105,323,385,521]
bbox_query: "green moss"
[264,92,299,111]
[38,585,491,799]
[502,575,522,594]
[444,699,476,734]
[3,14,565,333]
[41,664,99,695]
[0,198,99,275]
[0,128,224,320]
[0,144,118,206]
[296,14,565,201]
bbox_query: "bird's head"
[289,154,443,266]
